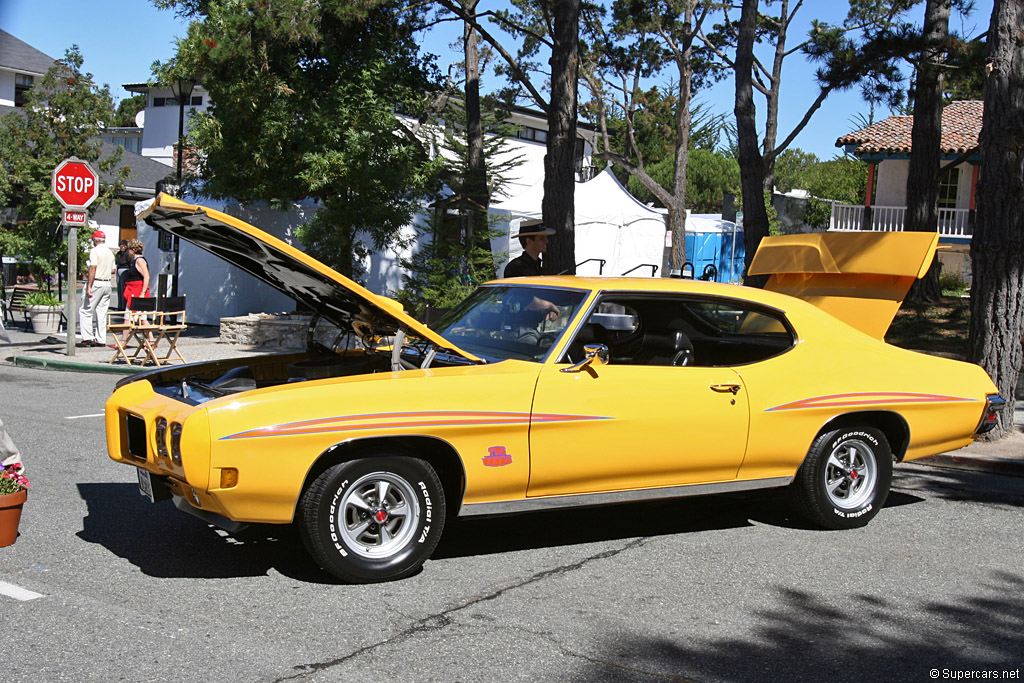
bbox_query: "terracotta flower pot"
[0,489,27,547]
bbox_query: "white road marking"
[0,580,45,601]
[65,413,105,420]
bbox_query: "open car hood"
[749,232,940,339]
[136,194,481,363]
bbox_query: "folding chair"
[151,296,188,365]
[107,297,157,365]
[127,297,162,366]
[107,307,138,364]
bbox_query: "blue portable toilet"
[683,214,745,283]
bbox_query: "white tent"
[491,168,667,277]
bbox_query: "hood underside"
[136,194,480,362]
[749,231,940,339]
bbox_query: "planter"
[27,304,62,335]
[0,488,27,547]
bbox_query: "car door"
[526,295,756,498]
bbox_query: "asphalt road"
[1,364,1022,683]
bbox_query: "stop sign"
[51,158,100,209]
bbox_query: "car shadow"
[434,488,839,559]
[77,480,932,582]
[75,483,336,583]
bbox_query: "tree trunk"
[969,0,1024,440]
[735,0,770,285]
[667,204,687,274]
[543,0,580,275]
[906,0,950,303]
[760,0,789,193]
[669,2,695,274]
[462,4,489,265]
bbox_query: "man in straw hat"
[503,219,555,278]
[78,225,116,348]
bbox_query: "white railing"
[829,204,972,238]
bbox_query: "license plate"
[137,468,155,503]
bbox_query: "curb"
[917,451,1024,478]
[10,354,146,375]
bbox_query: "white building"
[0,32,174,257]
[126,88,638,324]
[123,82,211,168]
[0,29,55,117]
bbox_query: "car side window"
[561,294,795,367]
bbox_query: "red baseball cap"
[92,230,105,240]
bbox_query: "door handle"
[710,384,741,395]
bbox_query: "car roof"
[484,276,796,308]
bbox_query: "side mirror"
[560,344,610,373]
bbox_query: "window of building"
[153,97,167,107]
[937,167,960,208]
[14,74,33,107]
[514,126,547,143]
[190,96,203,106]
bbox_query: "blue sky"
[2,0,994,160]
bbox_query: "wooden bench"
[1,286,36,328]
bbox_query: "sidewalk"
[3,320,1022,476]
[2,322,298,374]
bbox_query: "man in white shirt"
[78,228,116,347]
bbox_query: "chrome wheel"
[823,437,877,510]
[340,471,420,559]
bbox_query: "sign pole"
[66,222,78,357]
[51,157,99,357]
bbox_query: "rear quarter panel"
[735,301,997,479]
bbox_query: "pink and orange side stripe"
[766,392,977,412]
[221,411,610,440]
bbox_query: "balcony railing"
[829,204,972,238]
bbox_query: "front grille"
[125,413,147,460]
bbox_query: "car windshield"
[431,285,589,362]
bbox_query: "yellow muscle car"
[105,194,1004,583]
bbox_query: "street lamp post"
[169,77,197,298]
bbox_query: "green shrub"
[939,271,969,297]
[23,291,61,307]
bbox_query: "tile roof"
[835,101,983,155]
[0,29,56,76]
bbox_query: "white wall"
[491,141,549,202]
[139,199,315,326]
[87,204,123,250]
[138,85,210,167]
[359,214,428,297]
[0,70,15,106]
[875,158,975,209]
[875,159,909,206]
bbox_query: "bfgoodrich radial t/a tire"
[299,456,446,583]
[792,427,893,530]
